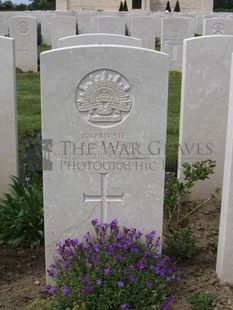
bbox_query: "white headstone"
[77,12,97,34]
[0,13,10,36]
[217,53,233,284]
[97,16,125,35]
[178,36,233,199]
[131,16,156,50]
[9,16,37,72]
[161,17,194,71]
[41,45,169,277]
[0,36,18,196]
[196,13,204,35]
[51,16,76,49]
[41,12,55,46]
[203,18,233,36]
[58,33,142,48]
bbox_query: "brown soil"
[0,200,233,309]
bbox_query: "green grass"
[17,48,182,171]
[17,73,41,136]
[166,71,182,171]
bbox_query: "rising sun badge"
[75,70,133,127]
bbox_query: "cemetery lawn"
[1,199,233,309]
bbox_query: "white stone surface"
[0,36,18,197]
[0,13,10,36]
[178,36,233,199]
[161,17,194,71]
[131,16,156,50]
[41,12,56,45]
[217,54,233,284]
[58,33,142,47]
[9,16,37,72]
[41,45,169,278]
[203,18,233,36]
[51,15,76,49]
[97,16,125,35]
[196,13,204,35]
[77,12,97,34]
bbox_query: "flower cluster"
[46,219,178,309]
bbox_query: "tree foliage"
[214,0,233,10]
[0,0,55,10]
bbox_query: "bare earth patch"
[1,200,233,309]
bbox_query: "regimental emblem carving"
[17,21,29,35]
[0,16,5,23]
[212,23,224,34]
[76,70,133,127]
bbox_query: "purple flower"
[116,255,123,262]
[80,274,87,283]
[120,305,127,309]
[145,230,156,240]
[136,262,145,270]
[47,268,55,276]
[96,279,102,285]
[49,286,56,293]
[104,267,112,275]
[128,275,135,282]
[91,219,98,226]
[61,286,69,295]
[110,219,118,228]
[93,244,100,252]
[82,283,93,292]
[91,256,98,263]
[63,260,69,268]
[146,281,153,289]
[84,232,91,242]
[117,281,124,287]
[162,297,174,310]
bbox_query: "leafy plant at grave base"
[0,175,43,250]
[163,160,218,263]
[163,229,196,262]
[164,160,216,228]
[188,292,222,310]
[18,129,42,184]
[45,219,178,310]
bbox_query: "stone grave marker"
[161,17,194,71]
[58,33,142,48]
[97,16,126,35]
[41,45,169,277]
[0,13,10,36]
[217,54,233,284]
[41,12,55,46]
[203,18,233,36]
[9,16,37,72]
[77,12,97,34]
[178,36,233,199]
[51,15,76,49]
[131,16,157,50]
[0,36,18,196]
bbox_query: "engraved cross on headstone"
[83,173,124,224]
[19,45,29,60]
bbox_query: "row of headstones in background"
[0,36,18,197]
[41,44,169,281]
[1,11,233,38]
[9,16,37,72]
